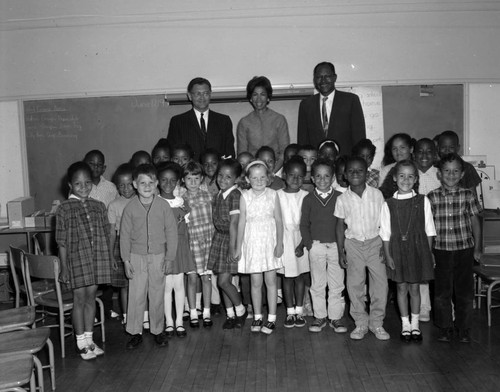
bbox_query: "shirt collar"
[315,186,333,198]
[194,108,209,119]
[320,89,336,102]
[69,194,84,202]
[221,185,238,200]
[392,190,416,200]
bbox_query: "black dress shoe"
[155,331,169,347]
[126,334,143,350]
[223,317,236,330]
[400,330,411,343]
[203,318,213,328]
[458,329,471,343]
[190,318,200,328]
[176,326,187,338]
[411,329,423,342]
[211,304,222,316]
[165,326,175,338]
[437,328,452,342]
[234,311,248,329]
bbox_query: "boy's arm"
[274,194,284,258]
[119,206,134,279]
[234,195,247,260]
[299,197,312,250]
[336,218,347,268]
[471,214,482,262]
[382,241,395,270]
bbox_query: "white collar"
[316,186,333,198]
[159,195,184,208]
[393,190,416,200]
[69,194,85,202]
[221,185,238,200]
[320,89,336,102]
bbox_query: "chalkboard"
[23,87,385,210]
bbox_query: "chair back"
[9,246,26,308]
[24,253,58,307]
[33,233,46,255]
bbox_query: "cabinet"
[481,211,500,254]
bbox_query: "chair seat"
[0,327,51,355]
[35,290,73,311]
[20,279,54,297]
[0,352,33,389]
[0,306,36,333]
[473,265,500,281]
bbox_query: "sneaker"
[294,314,306,328]
[437,328,452,342]
[261,321,276,335]
[308,317,327,333]
[369,326,390,340]
[419,310,431,322]
[223,317,236,330]
[110,310,120,319]
[89,343,105,356]
[284,314,296,329]
[250,319,263,333]
[154,331,169,347]
[303,300,314,317]
[350,326,369,340]
[329,319,347,333]
[126,334,143,350]
[78,345,97,360]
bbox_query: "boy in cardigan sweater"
[300,158,347,333]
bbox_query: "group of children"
[55,130,483,360]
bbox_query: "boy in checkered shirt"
[427,153,482,343]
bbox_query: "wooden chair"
[24,253,105,358]
[0,353,35,392]
[473,254,500,327]
[9,246,53,308]
[0,306,36,334]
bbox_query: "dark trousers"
[433,247,474,330]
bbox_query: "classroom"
[1,1,500,391]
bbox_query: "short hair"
[311,158,334,176]
[283,155,307,175]
[157,161,183,180]
[152,139,171,158]
[216,158,242,179]
[182,160,204,178]
[83,149,105,163]
[284,143,300,157]
[172,143,194,159]
[246,76,273,101]
[313,62,336,75]
[437,153,465,172]
[130,150,152,167]
[394,159,419,176]
[298,144,317,154]
[67,161,92,183]
[382,133,414,166]
[415,137,436,151]
[256,146,276,160]
[438,130,460,145]
[345,156,368,171]
[112,163,134,185]
[200,148,221,163]
[133,163,157,180]
[187,77,211,92]
[237,151,254,160]
[352,138,376,156]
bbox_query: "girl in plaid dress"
[56,161,112,360]
[108,164,135,326]
[182,161,215,328]
[207,159,247,330]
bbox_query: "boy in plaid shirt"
[427,153,482,343]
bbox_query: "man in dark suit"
[167,77,235,161]
[298,62,366,155]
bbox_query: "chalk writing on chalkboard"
[25,110,82,140]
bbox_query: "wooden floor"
[6,298,500,392]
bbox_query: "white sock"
[203,307,211,319]
[287,307,295,316]
[143,311,149,322]
[277,289,283,297]
[254,314,263,321]
[295,306,303,316]
[190,308,198,320]
[226,308,235,318]
[84,331,94,346]
[401,316,411,331]
[411,313,420,330]
[235,304,246,317]
[196,293,202,309]
[268,314,277,323]
[122,313,127,323]
[76,334,86,350]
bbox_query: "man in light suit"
[298,62,366,155]
[167,77,235,161]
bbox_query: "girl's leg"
[250,273,264,317]
[72,287,87,337]
[282,276,295,309]
[294,274,306,308]
[219,272,243,307]
[187,273,198,324]
[201,274,212,322]
[264,270,278,318]
[173,273,185,327]
[119,286,128,324]
[397,282,411,341]
[408,283,422,339]
[164,275,175,328]
[75,285,102,358]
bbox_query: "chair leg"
[30,368,36,392]
[33,356,44,392]
[96,297,105,342]
[59,312,66,358]
[46,337,56,391]
[487,280,500,327]
[477,276,482,309]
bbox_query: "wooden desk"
[0,226,54,254]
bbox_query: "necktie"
[322,96,329,134]
[200,113,207,136]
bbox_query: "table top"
[0,226,54,234]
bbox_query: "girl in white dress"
[235,160,284,335]
[277,156,310,329]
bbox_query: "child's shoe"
[437,328,452,342]
[369,326,390,341]
[78,345,97,360]
[411,329,423,342]
[419,310,431,322]
[89,343,105,356]
[261,321,276,335]
[294,314,307,328]
[154,331,169,347]
[109,310,120,319]
[308,317,327,333]
[126,334,143,349]
[350,325,368,340]
[143,321,150,330]
[203,318,213,328]
[223,317,236,330]
[458,328,471,343]
[250,319,263,333]
[329,319,347,334]
[284,314,295,329]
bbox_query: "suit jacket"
[297,90,366,155]
[167,109,235,161]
